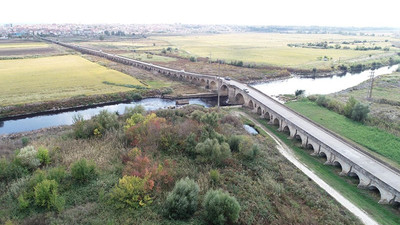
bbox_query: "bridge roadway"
[44,38,400,204]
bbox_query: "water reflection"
[243,124,258,135]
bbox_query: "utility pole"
[367,70,375,100]
[209,52,212,64]
[217,60,220,110]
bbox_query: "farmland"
[155,33,397,69]
[0,40,67,57]
[0,55,146,106]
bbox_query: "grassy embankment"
[285,99,400,168]
[0,55,146,107]
[0,106,361,225]
[241,110,400,225]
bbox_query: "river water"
[1,65,398,135]
[253,65,398,96]
[0,98,215,135]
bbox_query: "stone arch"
[282,126,291,136]
[272,118,280,127]
[200,78,206,85]
[257,106,262,115]
[235,93,245,105]
[351,169,371,188]
[319,151,328,162]
[209,81,217,90]
[368,185,382,201]
[264,111,270,121]
[248,100,254,109]
[220,84,229,96]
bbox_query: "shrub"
[129,92,143,101]
[344,96,357,118]
[203,189,241,225]
[189,56,197,62]
[21,137,30,146]
[200,112,220,128]
[47,166,66,183]
[209,169,220,185]
[238,136,259,160]
[124,105,145,119]
[295,89,305,96]
[72,114,97,139]
[351,102,370,122]
[190,110,205,122]
[195,138,231,165]
[34,179,65,212]
[37,147,50,166]
[316,95,329,107]
[109,175,153,209]
[228,135,243,152]
[164,177,200,219]
[95,110,119,133]
[0,157,28,182]
[71,159,97,183]
[16,146,40,169]
[184,133,198,156]
[18,194,30,210]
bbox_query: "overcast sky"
[1,0,399,27]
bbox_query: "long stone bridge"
[44,38,400,205]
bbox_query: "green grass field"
[286,100,400,167]
[251,114,400,225]
[121,53,177,62]
[156,33,394,69]
[0,55,145,106]
[0,42,49,49]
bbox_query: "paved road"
[237,111,378,225]
[227,79,400,194]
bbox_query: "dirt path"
[235,111,378,225]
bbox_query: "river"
[1,65,398,135]
[0,98,216,135]
[253,65,398,96]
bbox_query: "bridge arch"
[209,81,217,90]
[264,111,271,121]
[200,78,206,85]
[220,84,229,96]
[248,100,255,109]
[257,106,262,115]
[235,93,245,105]
[282,125,291,136]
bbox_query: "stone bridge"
[45,38,400,205]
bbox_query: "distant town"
[1,23,399,39]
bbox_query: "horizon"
[2,0,400,28]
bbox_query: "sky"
[1,0,400,27]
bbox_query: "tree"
[344,96,357,118]
[295,89,305,96]
[351,102,370,122]
[195,138,231,165]
[203,189,241,225]
[99,35,105,41]
[104,30,110,36]
[164,177,199,219]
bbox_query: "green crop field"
[156,33,395,69]
[286,100,400,167]
[0,55,145,106]
[0,42,49,49]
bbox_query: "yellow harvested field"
[0,42,49,49]
[157,33,393,68]
[0,55,144,106]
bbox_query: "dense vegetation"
[0,105,360,224]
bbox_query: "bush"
[228,135,243,152]
[238,136,259,160]
[71,159,97,183]
[37,147,50,166]
[109,175,153,209]
[34,179,65,212]
[184,133,198,156]
[203,189,241,225]
[195,138,231,165]
[124,105,145,119]
[344,96,357,118]
[164,177,199,219]
[209,169,220,185]
[21,137,30,146]
[72,110,119,139]
[47,166,66,183]
[95,110,119,133]
[316,95,329,107]
[72,114,98,139]
[189,56,197,62]
[16,146,40,169]
[0,157,28,182]
[295,89,305,96]
[351,102,370,122]
[129,92,142,101]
